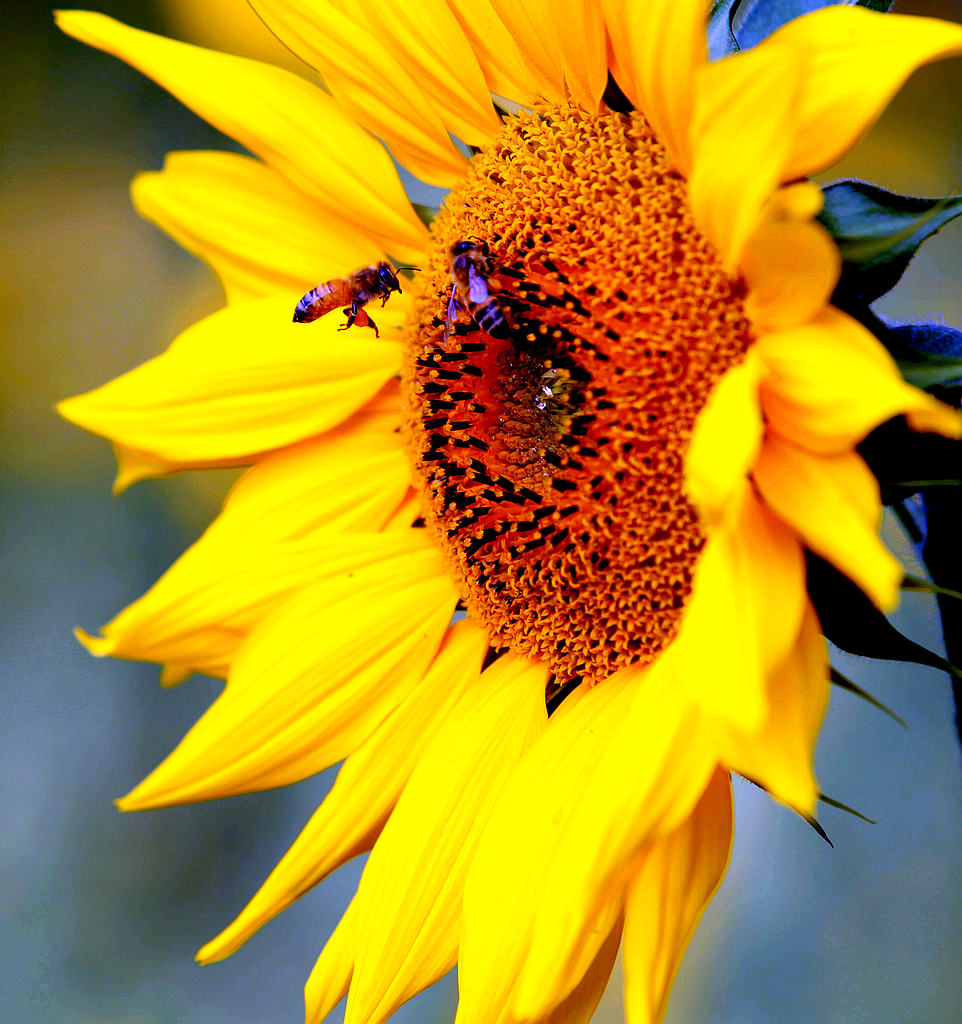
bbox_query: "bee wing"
[467,266,491,305]
[443,285,461,348]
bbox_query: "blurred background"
[2,1,962,1022]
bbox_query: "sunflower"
[57,2,962,1023]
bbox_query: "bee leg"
[337,305,356,332]
[352,307,379,338]
[443,288,460,349]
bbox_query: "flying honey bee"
[445,239,509,345]
[293,261,416,337]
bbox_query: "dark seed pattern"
[404,106,753,682]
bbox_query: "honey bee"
[293,261,415,337]
[445,239,509,344]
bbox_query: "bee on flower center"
[445,238,509,345]
[534,365,574,414]
[293,260,415,337]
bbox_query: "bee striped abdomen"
[292,283,337,323]
[474,299,508,338]
[445,239,509,343]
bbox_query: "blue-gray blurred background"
[2,1,962,1022]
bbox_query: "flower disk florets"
[405,106,754,682]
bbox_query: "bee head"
[379,262,418,295]
[451,238,488,258]
[376,261,402,295]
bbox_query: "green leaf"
[917,477,962,755]
[830,667,908,729]
[902,573,962,603]
[803,814,835,848]
[708,0,740,58]
[886,480,962,489]
[708,1,893,60]
[884,324,962,387]
[732,2,853,52]
[819,180,962,305]
[807,552,962,680]
[819,793,877,825]
[412,202,439,228]
[894,354,962,390]
[858,416,962,504]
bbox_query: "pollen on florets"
[403,105,754,683]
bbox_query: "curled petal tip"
[195,938,227,966]
[74,626,112,657]
[115,784,161,814]
[113,793,137,813]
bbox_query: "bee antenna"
[394,264,420,273]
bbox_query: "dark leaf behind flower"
[819,792,877,825]
[918,404,962,756]
[709,1,893,59]
[858,416,962,505]
[884,324,962,389]
[708,0,740,58]
[806,551,962,678]
[859,413,962,755]
[819,180,962,307]
[830,666,908,728]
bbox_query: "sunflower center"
[403,105,753,683]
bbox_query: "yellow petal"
[82,530,435,682]
[119,545,458,807]
[689,43,803,269]
[107,448,264,495]
[601,0,706,171]
[248,0,468,186]
[764,6,962,181]
[159,664,192,688]
[715,603,828,815]
[539,0,608,112]
[684,350,763,527]
[759,306,962,455]
[58,294,403,464]
[478,0,572,105]
[754,434,901,612]
[383,490,422,531]
[346,652,549,1024]
[534,913,623,1024]
[305,904,354,1024]
[111,443,185,493]
[205,411,410,542]
[197,619,490,963]
[521,887,625,1024]
[54,10,426,261]
[444,0,555,104]
[671,488,805,733]
[623,769,733,1024]
[325,0,502,147]
[459,661,717,1024]
[743,183,840,331]
[132,150,382,303]
[109,380,402,488]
